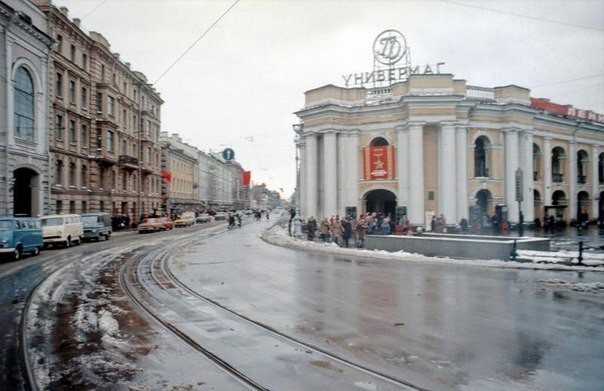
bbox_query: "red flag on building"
[242,170,251,186]
[161,171,172,182]
[363,146,395,180]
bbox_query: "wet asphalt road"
[170,220,604,391]
[1,220,604,390]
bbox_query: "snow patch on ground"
[538,279,604,293]
[262,223,604,273]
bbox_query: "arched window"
[552,147,565,183]
[533,143,542,181]
[577,150,588,184]
[14,67,35,141]
[370,137,389,146]
[474,136,490,177]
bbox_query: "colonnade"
[299,123,603,227]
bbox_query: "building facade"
[0,0,52,216]
[34,2,163,225]
[295,74,604,229]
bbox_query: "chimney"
[73,18,81,27]
[125,62,131,69]
[59,7,68,17]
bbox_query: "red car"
[158,217,174,230]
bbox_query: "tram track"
[121,234,428,391]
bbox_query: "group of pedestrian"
[303,213,387,248]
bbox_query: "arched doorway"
[577,191,590,224]
[549,190,567,224]
[13,167,40,216]
[534,189,542,225]
[364,189,396,218]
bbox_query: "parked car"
[158,216,174,230]
[174,212,195,227]
[0,216,43,260]
[195,213,212,223]
[138,218,163,234]
[213,212,227,221]
[81,212,112,241]
[41,214,84,248]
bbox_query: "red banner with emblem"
[363,146,395,180]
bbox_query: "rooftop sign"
[342,29,445,88]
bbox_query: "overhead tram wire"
[530,74,604,89]
[153,0,241,85]
[437,0,604,32]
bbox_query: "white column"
[408,123,425,226]
[341,130,359,214]
[299,141,307,218]
[504,128,519,223]
[456,126,468,220]
[569,140,577,221]
[592,145,599,220]
[396,126,409,210]
[440,123,457,223]
[323,131,338,217]
[544,137,552,205]
[521,131,534,223]
[305,133,318,219]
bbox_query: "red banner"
[161,171,172,182]
[242,170,251,186]
[363,146,395,180]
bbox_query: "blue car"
[0,216,43,261]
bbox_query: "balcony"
[577,175,587,184]
[92,149,116,166]
[118,155,139,170]
[552,173,564,183]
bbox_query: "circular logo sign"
[373,29,407,66]
[222,148,235,161]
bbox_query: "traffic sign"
[222,148,235,161]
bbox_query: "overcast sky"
[52,0,604,198]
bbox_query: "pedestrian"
[319,217,331,242]
[342,216,353,247]
[306,217,317,241]
[355,214,368,247]
[331,216,342,245]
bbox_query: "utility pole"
[515,168,524,236]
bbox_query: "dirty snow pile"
[261,223,604,273]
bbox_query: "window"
[96,128,102,149]
[81,165,87,188]
[56,72,63,97]
[82,53,88,70]
[56,35,63,54]
[70,45,76,62]
[81,124,88,147]
[122,173,127,191]
[69,162,76,186]
[107,131,114,153]
[474,136,489,177]
[81,87,87,109]
[14,67,35,141]
[107,96,115,116]
[55,114,63,140]
[69,119,76,143]
[69,80,76,103]
[96,92,102,112]
[101,64,105,81]
[69,201,76,214]
[82,201,87,214]
[122,139,127,155]
[99,168,105,189]
[56,200,62,214]
[56,160,63,185]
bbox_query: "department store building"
[294,30,604,229]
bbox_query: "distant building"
[34,1,163,224]
[0,0,53,216]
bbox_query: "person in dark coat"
[342,217,353,248]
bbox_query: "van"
[81,212,112,242]
[0,216,43,260]
[40,214,84,248]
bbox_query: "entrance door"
[364,189,397,218]
[13,168,38,216]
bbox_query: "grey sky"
[52,0,604,197]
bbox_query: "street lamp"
[292,123,303,237]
